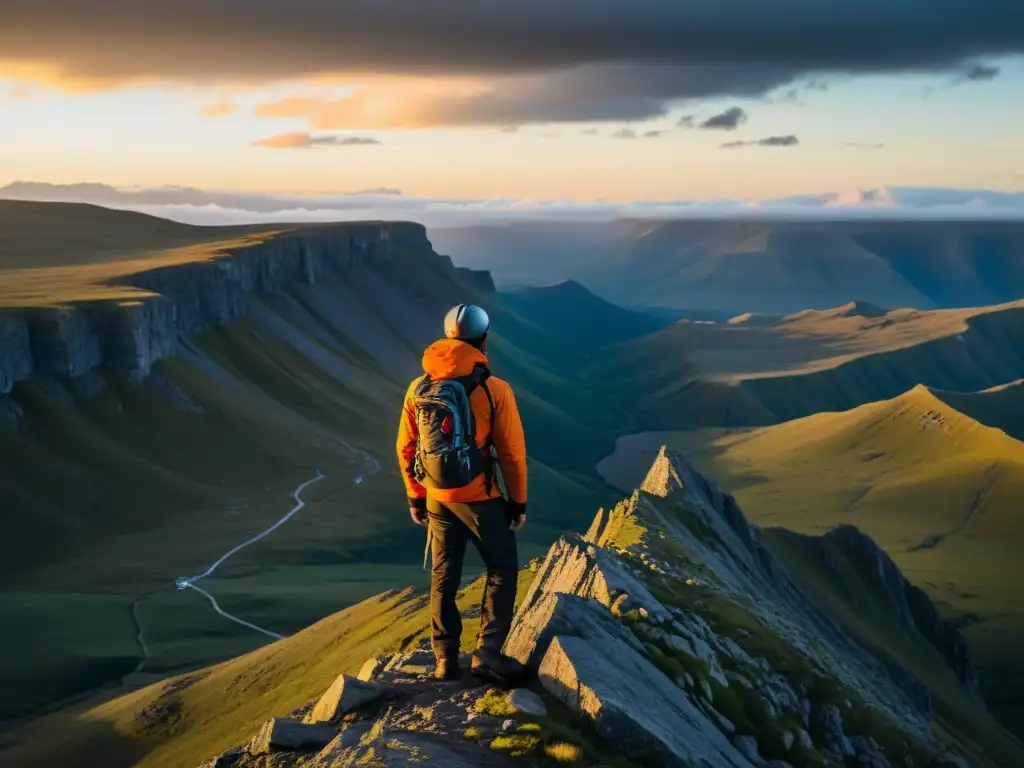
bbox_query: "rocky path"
[202,645,577,768]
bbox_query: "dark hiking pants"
[427,496,519,662]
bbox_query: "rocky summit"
[197,447,996,768]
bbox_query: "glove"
[508,500,527,531]
[409,497,428,526]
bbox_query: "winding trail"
[174,470,327,638]
[124,445,382,667]
[185,583,285,640]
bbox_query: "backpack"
[412,363,496,492]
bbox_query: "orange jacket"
[397,339,527,506]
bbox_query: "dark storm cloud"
[700,106,748,130]
[721,134,799,148]
[4,1,1022,83]
[3,2,1021,125]
[962,62,1001,80]
[249,62,790,128]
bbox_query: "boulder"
[512,534,670,623]
[503,591,642,669]
[250,718,335,754]
[810,703,854,758]
[796,728,814,750]
[781,730,794,751]
[701,679,714,702]
[733,734,760,762]
[304,673,388,724]
[357,656,387,682]
[699,701,736,734]
[538,634,755,766]
[506,688,547,717]
[727,671,755,691]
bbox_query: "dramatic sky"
[2,1,1023,203]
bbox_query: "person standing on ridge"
[396,303,528,683]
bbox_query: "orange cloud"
[199,99,238,117]
[0,60,138,93]
[253,78,507,129]
[253,132,380,149]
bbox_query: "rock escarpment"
[200,447,984,768]
[0,223,472,404]
[773,525,982,702]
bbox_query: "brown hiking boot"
[434,656,462,681]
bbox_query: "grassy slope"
[599,387,1024,736]
[0,200,273,270]
[0,571,535,768]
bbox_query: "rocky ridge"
[0,222,491,422]
[200,448,982,768]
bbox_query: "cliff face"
[0,222,453,396]
[771,524,983,703]
[823,526,982,699]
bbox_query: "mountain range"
[2,200,1024,766]
[431,219,1024,313]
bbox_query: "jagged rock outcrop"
[0,222,474,400]
[198,446,987,768]
[537,628,753,766]
[500,446,977,767]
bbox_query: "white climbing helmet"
[444,303,490,342]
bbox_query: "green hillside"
[0,572,534,768]
[598,387,1024,735]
